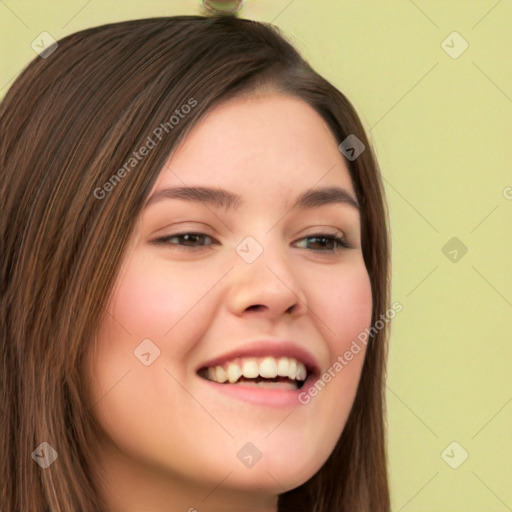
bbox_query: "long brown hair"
[0,15,391,512]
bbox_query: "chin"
[218,443,330,494]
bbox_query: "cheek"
[300,261,373,391]
[111,275,173,339]
[329,267,372,407]
[106,254,208,342]
[85,257,186,402]
[317,263,373,348]
[310,263,372,409]
[93,253,222,389]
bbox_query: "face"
[86,93,373,511]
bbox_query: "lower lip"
[199,376,314,408]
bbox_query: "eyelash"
[152,232,352,253]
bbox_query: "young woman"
[0,15,391,512]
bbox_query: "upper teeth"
[205,356,308,384]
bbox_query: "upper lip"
[196,339,321,378]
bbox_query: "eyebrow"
[144,185,360,212]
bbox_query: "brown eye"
[152,232,217,252]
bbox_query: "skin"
[86,93,373,512]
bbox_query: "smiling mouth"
[197,356,310,390]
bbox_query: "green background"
[1,1,511,510]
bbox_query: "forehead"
[152,93,355,201]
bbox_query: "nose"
[225,237,309,321]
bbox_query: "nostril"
[246,304,265,312]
